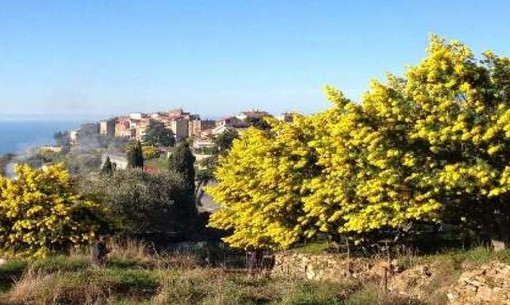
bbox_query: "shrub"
[0,163,108,258]
[79,169,189,235]
[208,36,510,250]
[142,145,161,160]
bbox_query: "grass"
[1,243,508,305]
[344,285,423,305]
[30,254,90,273]
[0,260,27,280]
[398,246,510,270]
[145,156,168,171]
[0,260,28,293]
[291,241,333,255]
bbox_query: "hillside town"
[71,108,292,150]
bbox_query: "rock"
[491,240,506,252]
[271,252,381,282]
[272,253,510,304]
[448,262,510,305]
[389,264,434,299]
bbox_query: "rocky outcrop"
[447,262,510,305]
[388,261,460,304]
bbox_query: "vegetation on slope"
[208,35,510,250]
[1,243,509,305]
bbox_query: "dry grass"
[6,269,106,305]
[110,240,151,259]
[1,263,419,305]
[4,267,159,305]
[3,243,507,305]
[344,284,424,305]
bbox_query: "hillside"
[1,242,509,305]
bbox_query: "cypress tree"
[135,141,144,168]
[168,141,197,224]
[127,141,144,169]
[168,142,196,192]
[101,156,113,175]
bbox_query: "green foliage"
[0,260,30,294]
[0,163,108,258]
[102,269,159,296]
[167,142,198,229]
[145,156,169,171]
[168,142,196,192]
[80,169,188,235]
[0,259,27,289]
[127,141,144,169]
[53,130,71,148]
[276,282,345,305]
[156,271,209,304]
[194,146,218,155]
[101,156,114,175]
[291,242,332,255]
[31,255,90,273]
[411,246,510,270]
[107,256,155,270]
[197,157,216,181]
[214,129,239,153]
[143,120,175,147]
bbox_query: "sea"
[0,120,81,155]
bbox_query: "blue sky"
[1,0,510,120]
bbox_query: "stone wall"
[272,252,510,305]
[271,252,390,282]
[447,262,510,305]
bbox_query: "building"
[211,116,250,136]
[168,108,191,120]
[68,123,99,145]
[170,119,189,141]
[70,129,80,145]
[199,128,214,139]
[115,117,133,138]
[188,116,216,138]
[192,138,216,150]
[135,118,151,141]
[99,118,116,137]
[235,110,271,121]
[217,116,249,129]
[40,146,63,153]
[150,112,170,122]
[276,112,294,123]
[129,112,148,120]
[211,124,230,136]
